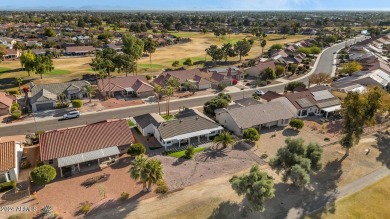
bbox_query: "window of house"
[49,159,54,164]
[82,93,88,98]
[284,119,289,124]
[70,93,77,100]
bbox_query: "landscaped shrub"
[218,83,227,90]
[71,99,83,108]
[183,58,193,66]
[7,213,30,219]
[81,174,109,187]
[289,119,304,130]
[155,179,169,194]
[20,159,31,169]
[324,137,330,141]
[41,205,53,218]
[120,192,129,201]
[30,165,57,185]
[11,110,22,119]
[7,89,19,95]
[127,143,146,156]
[0,180,16,192]
[243,128,260,142]
[146,74,152,80]
[80,202,91,214]
[184,145,195,159]
[11,103,19,112]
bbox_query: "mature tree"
[34,55,54,79]
[143,38,158,66]
[13,42,25,51]
[204,93,231,116]
[183,58,193,66]
[206,45,223,64]
[172,60,180,67]
[230,165,275,212]
[122,34,144,74]
[339,61,362,75]
[213,131,236,149]
[285,81,306,92]
[183,81,197,94]
[154,84,163,115]
[362,87,388,126]
[269,44,283,51]
[163,86,175,116]
[30,165,57,185]
[308,72,332,87]
[127,143,146,156]
[221,43,236,62]
[243,128,260,142]
[0,45,7,63]
[340,92,367,155]
[262,67,276,80]
[144,158,164,191]
[275,65,285,77]
[44,27,56,37]
[234,39,252,62]
[115,53,136,77]
[290,64,298,75]
[15,77,23,92]
[83,84,96,103]
[269,138,322,186]
[184,145,195,159]
[260,39,267,55]
[289,119,304,130]
[90,55,104,81]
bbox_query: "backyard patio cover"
[322,105,341,113]
[57,146,120,168]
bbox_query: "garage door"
[36,102,53,111]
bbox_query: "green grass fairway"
[138,63,167,69]
[307,175,390,219]
[168,147,206,158]
[47,69,72,75]
[0,67,12,74]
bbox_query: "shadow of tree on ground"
[375,131,390,168]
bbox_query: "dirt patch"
[100,98,144,110]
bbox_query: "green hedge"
[7,89,19,95]
[11,110,22,119]
[0,180,16,192]
[71,99,83,108]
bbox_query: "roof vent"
[196,116,199,120]
[179,119,183,123]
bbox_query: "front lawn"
[168,147,206,158]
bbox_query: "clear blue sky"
[1,0,390,10]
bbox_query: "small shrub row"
[0,180,16,192]
[120,192,129,201]
[155,179,169,194]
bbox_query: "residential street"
[0,37,364,137]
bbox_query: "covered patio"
[320,105,342,119]
[57,146,120,177]
[163,127,223,149]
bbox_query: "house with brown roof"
[153,69,212,91]
[65,46,95,56]
[133,109,223,149]
[215,101,294,136]
[0,92,15,116]
[39,120,134,177]
[97,75,154,98]
[3,49,21,59]
[0,141,23,183]
[273,86,341,118]
[261,91,283,102]
[246,60,276,77]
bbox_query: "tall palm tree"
[83,85,96,103]
[213,131,236,149]
[260,39,267,55]
[163,86,175,116]
[129,155,148,192]
[143,158,164,191]
[154,85,163,115]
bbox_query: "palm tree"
[260,39,267,55]
[15,77,23,92]
[213,131,236,149]
[143,158,164,191]
[84,85,96,103]
[154,85,163,115]
[129,156,164,192]
[163,86,175,116]
[129,155,148,192]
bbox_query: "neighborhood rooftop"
[0,141,15,172]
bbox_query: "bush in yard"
[7,89,19,95]
[155,179,169,194]
[80,202,91,214]
[127,143,146,156]
[184,145,195,159]
[172,60,180,67]
[11,110,22,119]
[243,128,260,142]
[146,74,152,80]
[30,165,56,185]
[0,180,16,192]
[120,192,129,201]
[7,213,30,219]
[20,159,31,169]
[183,58,193,66]
[289,119,304,130]
[71,99,83,108]
[11,103,19,112]
[41,205,53,218]
[218,82,227,91]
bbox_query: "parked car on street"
[255,90,265,96]
[63,111,80,120]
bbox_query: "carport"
[57,146,120,177]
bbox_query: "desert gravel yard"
[157,145,265,190]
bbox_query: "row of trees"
[20,50,54,79]
[205,39,255,63]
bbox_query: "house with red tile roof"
[0,92,15,116]
[153,69,212,91]
[39,119,134,177]
[0,141,23,183]
[97,75,154,98]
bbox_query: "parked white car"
[255,90,265,96]
[63,111,80,120]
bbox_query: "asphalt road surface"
[0,37,366,137]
